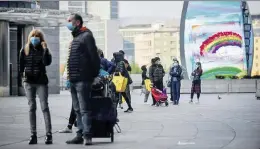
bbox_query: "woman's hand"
[41,42,47,49]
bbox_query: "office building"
[0,1,68,96]
[59,1,119,75]
[119,22,179,63]
[134,23,179,69]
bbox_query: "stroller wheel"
[165,101,169,107]
[156,102,160,107]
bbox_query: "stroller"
[151,86,169,107]
[90,75,118,142]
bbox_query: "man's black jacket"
[67,28,100,83]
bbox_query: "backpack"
[153,66,164,82]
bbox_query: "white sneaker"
[59,127,72,133]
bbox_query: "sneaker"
[45,134,53,144]
[28,135,37,145]
[124,108,133,113]
[66,136,84,144]
[84,138,92,146]
[189,100,193,104]
[59,127,72,133]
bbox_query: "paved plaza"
[0,90,260,149]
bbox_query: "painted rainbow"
[199,31,243,56]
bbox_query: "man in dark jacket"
[66,13,100,146]
[149,57,165,106]
[113,52,133,113]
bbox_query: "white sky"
[119,1,260,19]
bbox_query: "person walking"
[19,29,53,145]
[65,13,100,146]
[113,52,134,113]
[141,65,150,103]
[170,58,182,105]
[149,57,165,106]
[190,62,203,104]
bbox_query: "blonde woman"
[19,29,53,145]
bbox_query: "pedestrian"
[118,50,132,109]
[169,58,182,105]
[97,48,115,75]
[141,65,150,103]
[59,41,77,133]
[65,13,100,146]
[149,57,165,106]
[19,29,53,145]
[190,62,203,104]
[113,52,134,113]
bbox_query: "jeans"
[171,81,181,104]
[70,81,92,138]
[24,82,52,135]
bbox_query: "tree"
[130,62,142,74]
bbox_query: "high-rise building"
[134,24,179,69]
[59,1,120,76]
[87,1,118,20]
[0,1,62,96]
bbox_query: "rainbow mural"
[181,1,249,79]
[199,31,242,56]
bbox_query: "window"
[68,1,83,6]
[170,41,175,45]
[256,47,259,51]
[148,41,151,46]
[68,7,82,13]
[256,39,258,43]
[256,55,259,59]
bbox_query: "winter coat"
[19,44,52,85]
[67,27,100,83]
[149,64,165,83]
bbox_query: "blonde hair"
[24,29,45,56]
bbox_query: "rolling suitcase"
[91,79,117,142]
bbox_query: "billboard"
[182,1,250,79]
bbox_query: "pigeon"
[218,95,222,100]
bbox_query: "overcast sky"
[119,1,260,19]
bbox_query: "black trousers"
[152,81,163,105]
[115,85,132,109]
[68,105,77,128]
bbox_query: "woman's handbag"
[112,73,128,92]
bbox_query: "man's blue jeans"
[171,81,181,104]
[70,81,92,138]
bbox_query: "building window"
[256,47,259,51]
[68,7,82,13]
[256,55,259,59]
[256,39,258,43]
[170,41,175,45]
[68,1,83,6]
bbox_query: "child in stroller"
[151,85,169,107]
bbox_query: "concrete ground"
[0,90,260,149]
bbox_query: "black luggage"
[90,77,117,142]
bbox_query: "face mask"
[196,65,200,68]
[173,62,178,66]
[156,61,161,65]
[30,37,40,47]
[66,22,75,31]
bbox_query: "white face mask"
[173,63,178,66]
[156,61,161,65]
